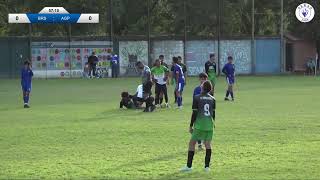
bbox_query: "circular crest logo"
[296,3,315,23]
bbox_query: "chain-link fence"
[0,0,318,78]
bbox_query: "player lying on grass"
[172,56,185,109]
[120,82,156,112]
[151,59,170,108]
[21,60,33,108]
[205,53,217,96]
[222,56,236,101]
[193,72,209,150]
[182,80,216,172]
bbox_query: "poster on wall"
[119,41,148,76]
[31,48,47,71]
[31,41,113,78]
[185,40,216,76]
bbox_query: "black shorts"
[155,83,167,94]
[143,81,153,94]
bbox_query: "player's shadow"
[103,151,185,174]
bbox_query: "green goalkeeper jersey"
[151,65,169,85]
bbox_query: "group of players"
[119,55,188,112]
[119,53,236,112]
[119,53,236,172]
[20,52,236,172]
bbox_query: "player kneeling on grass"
[120,92,137,109]
[21,60,33,108]
[120,82,155,112]
[181,80,216,172]
[140,81,156,112]
[222,56,236,101]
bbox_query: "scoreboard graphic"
[8,7,99,24]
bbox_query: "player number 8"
[204,104,210,116]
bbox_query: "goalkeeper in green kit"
[205,53,217,95]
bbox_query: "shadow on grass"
[101,151,186,177]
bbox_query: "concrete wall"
[185,40,217,76]
[151,40,184,66]
[219,40,252,74]
[118,39,280,76]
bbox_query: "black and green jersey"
[179,63,187,74]
[192,93,216,131]
[205,61,217,80]
[120,98,135,109]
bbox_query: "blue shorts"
[21,83,31,92]
[226,77,235,85]
[176,82,185,93]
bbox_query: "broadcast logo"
[295,3,315,23]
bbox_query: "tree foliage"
[0,0,318,40]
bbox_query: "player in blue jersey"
[21,61,33,108]
[222,56,236,101]
[193,73,208,97]
[172,57,185,109]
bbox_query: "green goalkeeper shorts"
[191,129,213,141]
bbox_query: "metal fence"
[0,0,318,78]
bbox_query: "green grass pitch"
[0,76,319,179]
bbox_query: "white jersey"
[136,85,143,98]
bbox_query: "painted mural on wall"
[185,40,217,76]
[31,41,112,78]
[152,40,184,65]
[219,40,252,74]
[119,41,148,76]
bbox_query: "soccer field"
[0,76,319,179]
